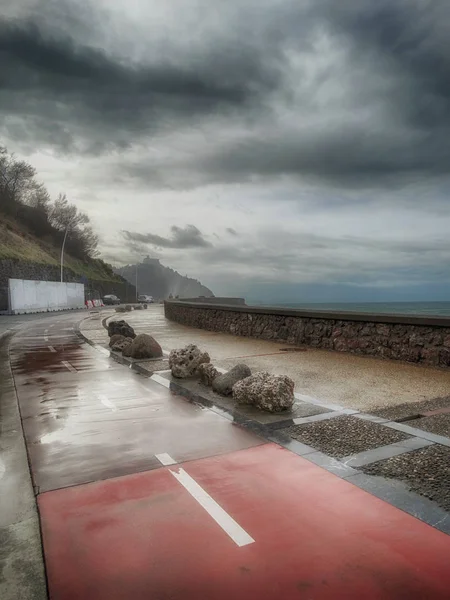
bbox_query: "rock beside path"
[198,363,219,386]
[123,334,163,359]
[107,320,135,339]
[109,334,125,348]
[111,337,133,353]
[212,364,251,396]
[232,371,295,412]
[169,344,210,378]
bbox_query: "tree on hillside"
[0,146,36,209]
[0,145,99,260]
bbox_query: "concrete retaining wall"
[9,279,85,313]
[0,259,136,312]
[164,300,450,368]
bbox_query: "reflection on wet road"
[7,312,450,599]
[10,313,262,492]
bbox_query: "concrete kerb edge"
[0,331,49,598]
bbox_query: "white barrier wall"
[8,279,85,314]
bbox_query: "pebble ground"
[363,445,450,512]
[284,415,411,458]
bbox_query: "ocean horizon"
[248,300,450,316]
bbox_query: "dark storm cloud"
[122,225,212,249]
[2,0,450,187]
[0,8,281,153]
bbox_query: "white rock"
[232,371,294,412]
[169,344,210,378]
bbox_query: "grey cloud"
[122,225,212,249]
[226,228,238,235]
[2,0,450,190]
[0,4,282,153]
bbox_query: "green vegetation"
[0,144,122,283]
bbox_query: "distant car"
[103,294,121,305]
[138,295,154,303]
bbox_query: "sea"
[250,301,450,317]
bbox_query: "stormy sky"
[2,0,450,303]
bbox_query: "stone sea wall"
[164,300,450,368]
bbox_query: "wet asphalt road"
[8,312,262,493]
[3,311,450,599]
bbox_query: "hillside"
[0,216,118,280]
[0,214,135,310]
[115,257,214,300]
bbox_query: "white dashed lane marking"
[61,360,77,373]
[48,346,56,353]
[170,467,255,548]
[155,453,177,466]
[98,394,117,412]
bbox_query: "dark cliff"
[115,257,214,300]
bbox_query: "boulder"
[198,363,219,386]
[232,371,295,412]
[212,364,251,396]
[107,320,136,339]
[169,344,210,378]
[109,334,126,348]
[115,306,126,312]
[122,333,163,359]
[111,337,133,353]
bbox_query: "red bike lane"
[39,443,450,600]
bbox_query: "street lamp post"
[60,222,71,283]
[135,263,138,301]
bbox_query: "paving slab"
[342,438,435,468]
[38,443,450,600]
[0,518,47,600]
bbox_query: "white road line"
[48,346,56,353]
[44,329,49,342]
[170,468,255,547]
[98,394,117,412]
[49,324,55,328]
[61,360,77,373]
[155,453,177,466]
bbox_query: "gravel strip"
[363,445,450,512]
[284,415,411,458]
[372,396,450,421]
[410,414,450,437]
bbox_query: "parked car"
[138,295,154,303]
[103,294,121,305]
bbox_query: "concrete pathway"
[2,309,450,598]
[97,305,450,412]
